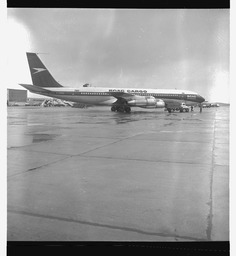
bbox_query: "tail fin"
[26,52,63,87]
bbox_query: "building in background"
[7,89,86,107]
[7,89,27,106]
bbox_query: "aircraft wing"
[110,91,137,101]
[110,91,165,109]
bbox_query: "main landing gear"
[111,105,131,113]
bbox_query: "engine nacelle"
[127,96,165,108]
[155,99,165,108]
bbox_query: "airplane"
[19,52,205,113]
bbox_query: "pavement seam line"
[8,208,206,241]
[76,154,213,166]
[73,133,147,157]
[7,156,72,179]
[206,111,217,241]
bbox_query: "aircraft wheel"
[180,108,183,113]
[111,106,116,112]
[118,106,125,113]
[125,106,131,113]
[167,108,171,113]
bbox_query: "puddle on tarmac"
[29,134,59,143]
[163,122,174,126]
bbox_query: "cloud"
[7,8,229,102]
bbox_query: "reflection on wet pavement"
[7,106,229,241]
[30,134,59,143]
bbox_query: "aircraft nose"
[198,95,205,103]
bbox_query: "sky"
[5,8,230,103]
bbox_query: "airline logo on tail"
[33,68,46,74]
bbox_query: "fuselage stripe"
[45,91,200,102]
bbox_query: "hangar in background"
[7,89,27,105]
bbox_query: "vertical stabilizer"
[26,52,63,87]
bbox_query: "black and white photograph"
[3,3,231,255]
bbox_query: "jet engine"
[127,96,165,108]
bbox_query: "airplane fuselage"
[30,86,204,106]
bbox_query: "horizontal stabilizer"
[19,83,51,93]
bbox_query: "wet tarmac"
[7,106,229,241]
